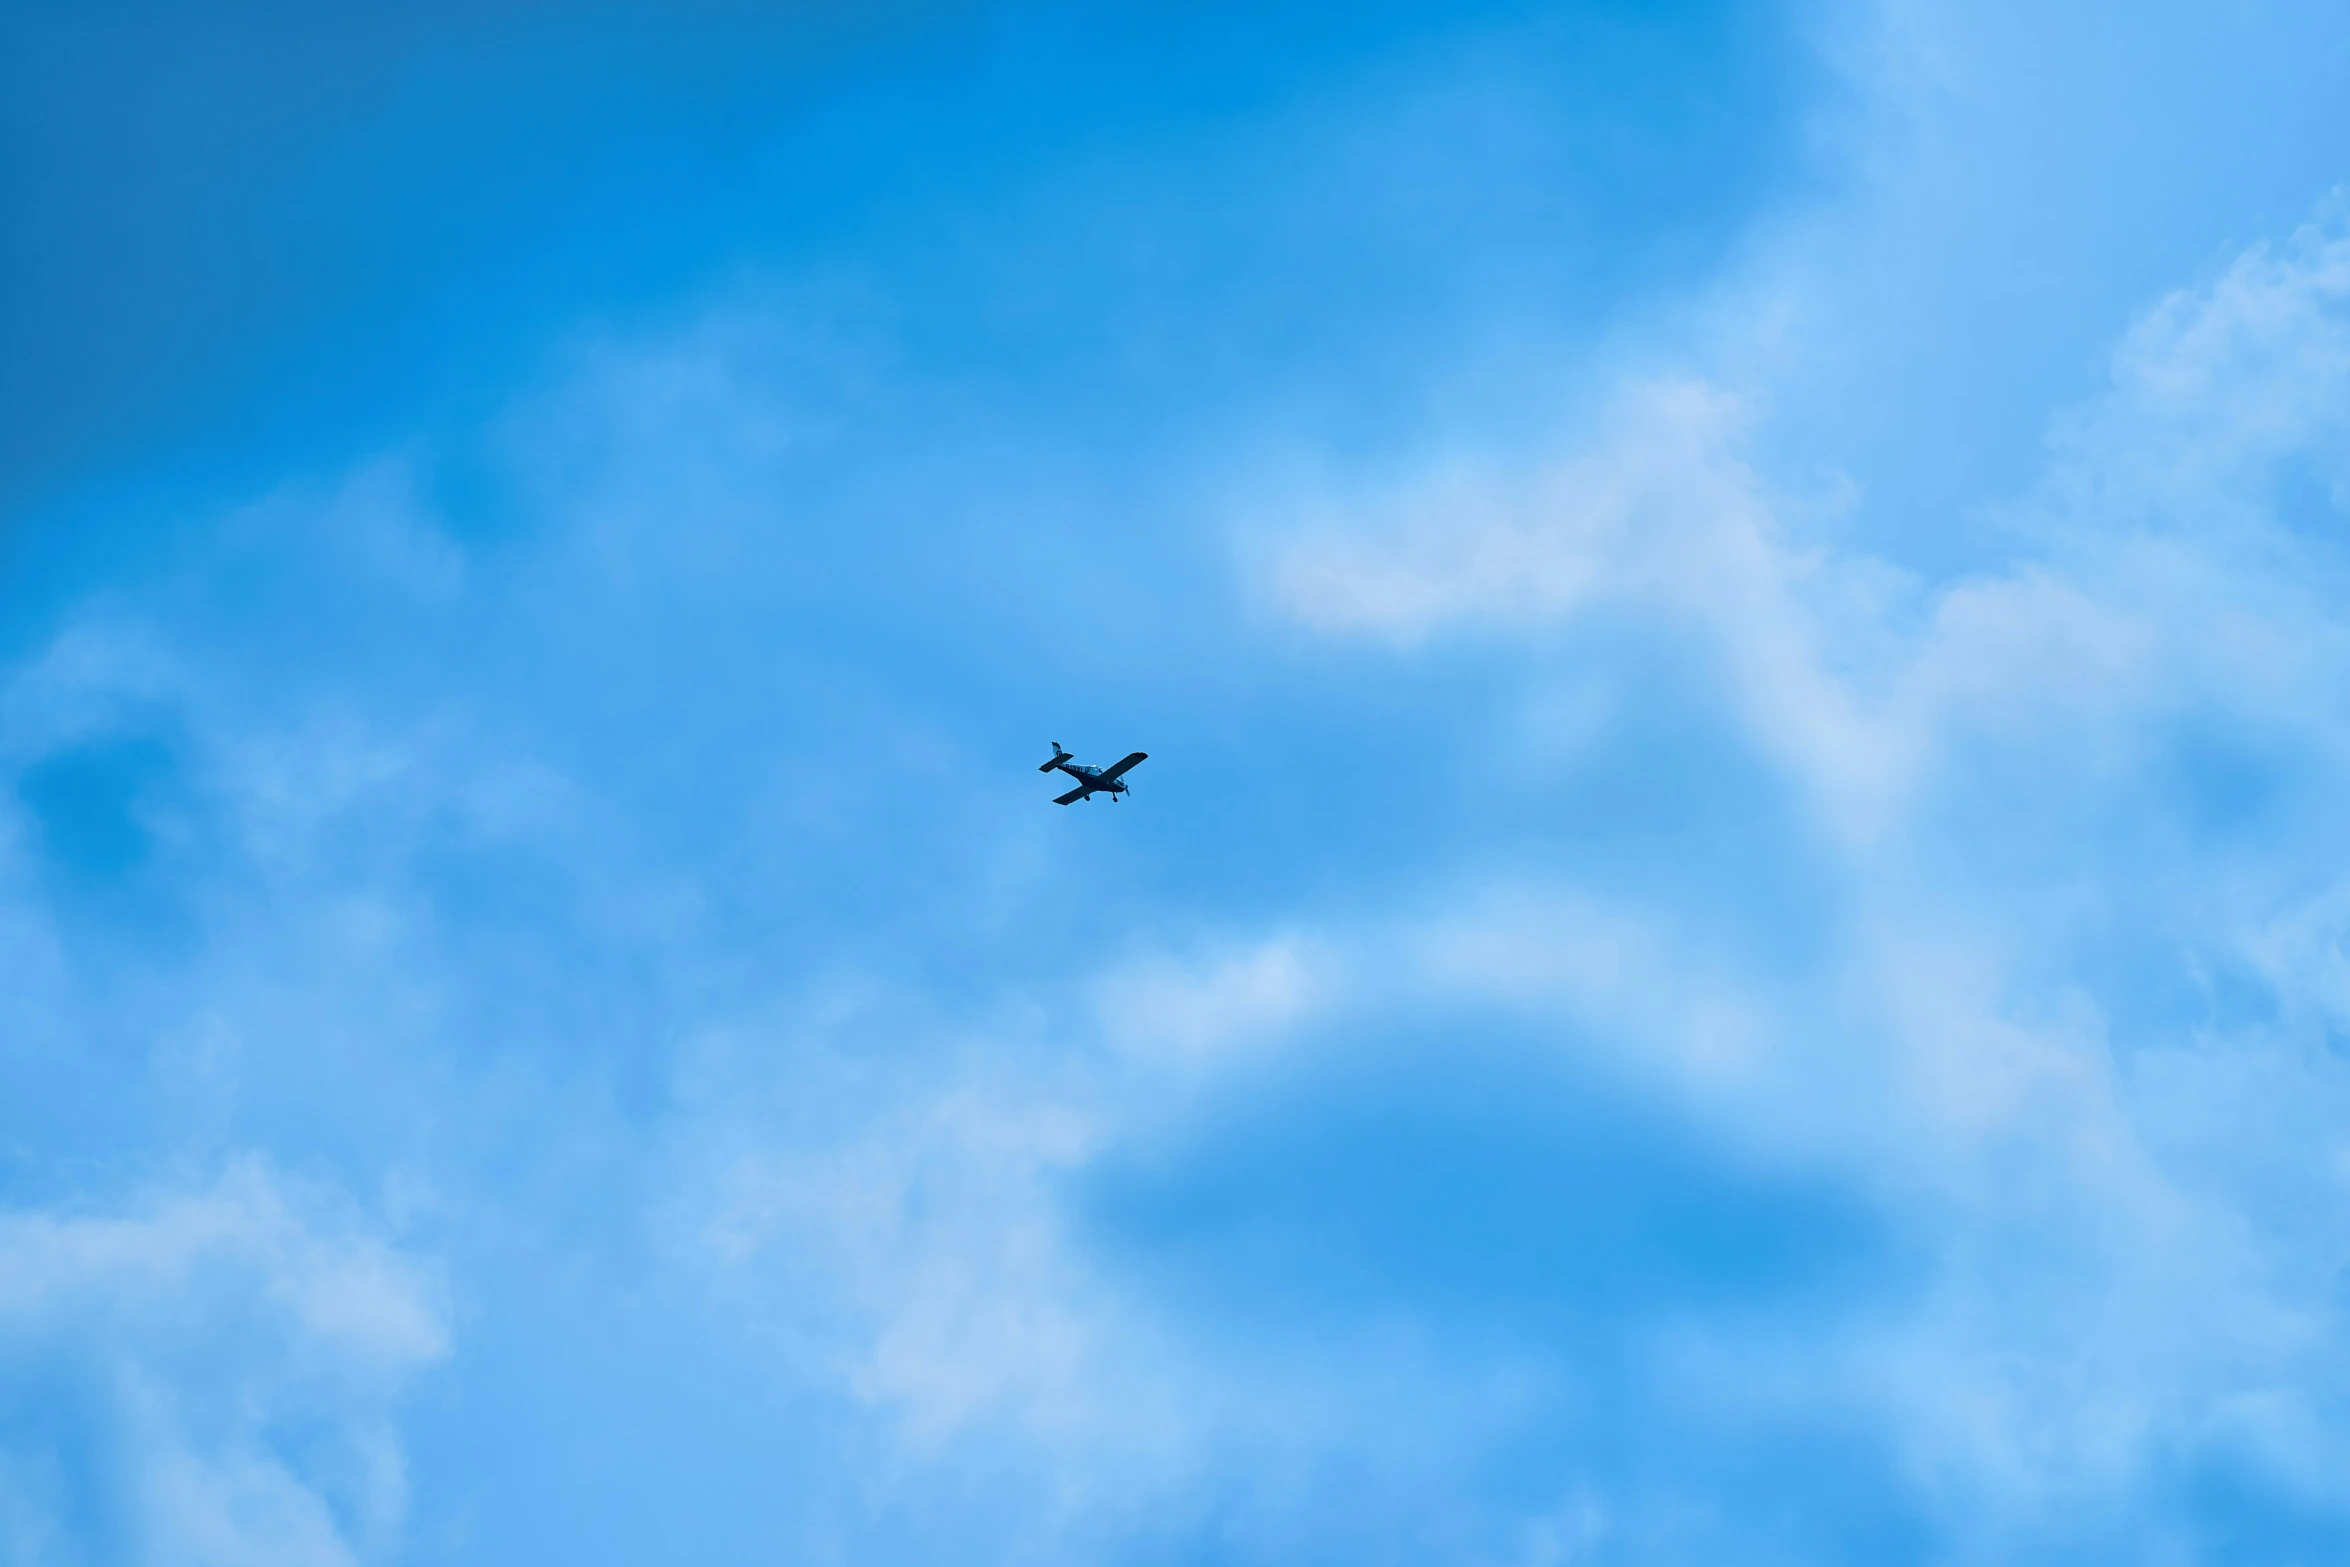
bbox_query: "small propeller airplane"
[1040,741,1148,804]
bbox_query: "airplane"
[1040,741,1147,804]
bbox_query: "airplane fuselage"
[1051,763,1127,799]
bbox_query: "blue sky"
[7,1,2350,1561]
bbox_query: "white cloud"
[0,1163,446,1566]
[1090,933,1339,1071]
[1227,208,2350,1541]
[2080,210,2350,499]
[15,154,2344,1560]
[1255,377,1912,845]
[1258,380,1747,635]
[409,198,2350,1558]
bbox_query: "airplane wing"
[1054,784,1087,805]
[1099,751,1148,782]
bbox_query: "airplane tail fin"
[1040,742,1072,772]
